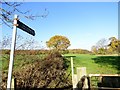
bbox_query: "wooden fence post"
[77,67,88,89]
[11,77,15,90]
[71,57,75,89]
[73,74,78,89]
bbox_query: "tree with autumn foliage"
[46,35,70,51]
[91,37,120,55]
[108,37,120,54]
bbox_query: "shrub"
[1,51,72,89]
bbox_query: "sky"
[2,2,118,50]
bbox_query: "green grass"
[1,54,119,75]
[64,54,119,74]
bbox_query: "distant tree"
[109,37,117,42]
[0,35,41,50]
[98,48,106,54]
[96,38,108,49]
[96,38,108,54]
[91,37,120,55]
[108,37,120,53]
[91,46,97,54]
[46,35,70,51]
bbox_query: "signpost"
[7,14,35,90]
[17,20,35,36]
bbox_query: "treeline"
[1,49,49,55]
[1,49,92,55]
[68,49,92,54]
[91,37,120,55]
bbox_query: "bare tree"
[0,35,42,50]
[95,38,108,54]
[16,35,42,50]
[96,38,108,50]
[0,1,49,28]
[91,45,97,54]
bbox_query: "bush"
[1,51,72,89]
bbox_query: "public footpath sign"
[17,20,35,36]
[7,14,35,89]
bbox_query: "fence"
[72,67,120,90]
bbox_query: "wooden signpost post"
[7,14,35,90]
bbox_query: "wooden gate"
[73,67,120,90]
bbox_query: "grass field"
[64,54,119,74]
[1,53,120,75]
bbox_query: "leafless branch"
[0,17,12,28]
[1,35,41,50]
[1,1,49,28]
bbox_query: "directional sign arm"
[17,20,35,36]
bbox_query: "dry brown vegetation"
[1,51,72,89]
